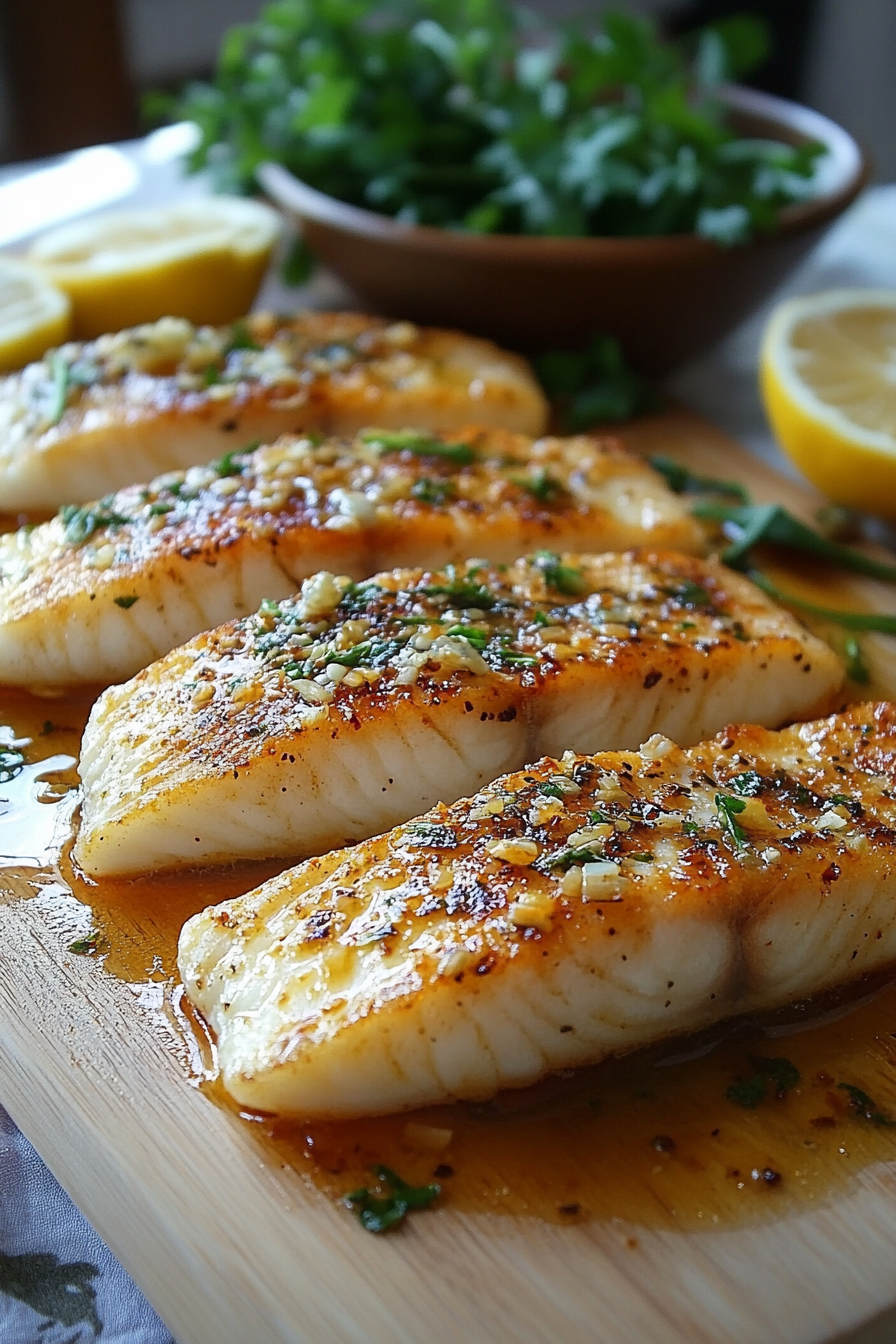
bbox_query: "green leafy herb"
[532,550,584,596]
[405,823,459,848]
[211,445,257,478]
[589,809,610,824]
[844,636,870,685]
[48,351,71,425]
[421,580,497,609]
[536,333,660,429]
[539,782,565,799]
[362,430,475,465]
[715,793,747,849]
[726,1056,800,1108]
[345,1165,440,1233]
[513,467,564,503]
[837,1083,896,1127]
[202,364,222,386]
[500,650,539,665]
[666,579,713,609]
[0,743,26,783]
[551,844,606,870]
[411,477,456,505]
[648,454,750,503]
[113,595,139,609]
[693,501,896,582]
[225,319,262,353]
[174,6,816,247]
[68,934,104,955]
[59,497,131,546]
[681,819,700,836]
[729,770,763,797]
[748,572,896,635]
[628,851,654,862]
[445,624,489,649]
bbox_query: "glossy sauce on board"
[3,673,896,1235]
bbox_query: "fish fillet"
[179,702,896,1119]
[76,551,842,877]
[0,312,547,511]
[0,428,704,687]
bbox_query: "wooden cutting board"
[2,407,896,1344]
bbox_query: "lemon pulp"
[27,197,281,338]
[0,258,71,372]
[760,289,896,519]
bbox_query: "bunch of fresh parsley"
[171,1,822,247]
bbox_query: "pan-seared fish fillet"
[180,702,896,1119]
[0,428,704,687]
[76,551,841,877]
[0,312,547,510]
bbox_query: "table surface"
[0,130,894,1344]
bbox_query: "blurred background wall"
[0,0,893,180]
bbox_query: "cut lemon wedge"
[760,289,896,519]
[27,197,281,338]
[0,257,71,372]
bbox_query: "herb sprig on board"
[171,4,821,246]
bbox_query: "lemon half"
[27,197,281,338]
[0,257,71,372]
[760,289,896,519]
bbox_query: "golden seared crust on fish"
[0,312,548,510]
[0,428,704,687]
[76,550,842,877]
[179,702,896,1120]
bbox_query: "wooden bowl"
[258,86,868,374]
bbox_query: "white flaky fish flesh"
[0,428,704,687]
[0,312,547,510]
[179,702,896,1119]
[76,550,842,876]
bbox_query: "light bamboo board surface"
[2,407,896,1344]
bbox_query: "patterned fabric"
[0,1108,174,1343]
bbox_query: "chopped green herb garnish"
[844,636,870,685]
[729,770,763,797]
[411,477,456,505]
[837,1083,896,1127]
[113,595,139,609]
[361,431,475,465]
[681,820,700,836]
[588,810,610,824]
[747,572,896,635]
[405,823,459,848]
[648,455,750,503]
[148,501,175,516]
[551,844,606,870]
[202,364,222,386]
[225,319,262,353]
[538,782,565,799]
[513,468,564,504]
[500,650,539,665]
[537,334,660,430]
[59,498,131,546]
[532,550,584,596]
[210,445,257,478]
[726,1056,800,1108]
[694,501,896,582]
[628,852,654,862]
[345,1165,440,1233]
[715,793,747,849]
[533,610,550,627]
[48,351,71,425]
[68,934,104,956]
[421,581,497,609]
[445,624,489,649]
[665,579,714,609]
[0,744,26,783]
